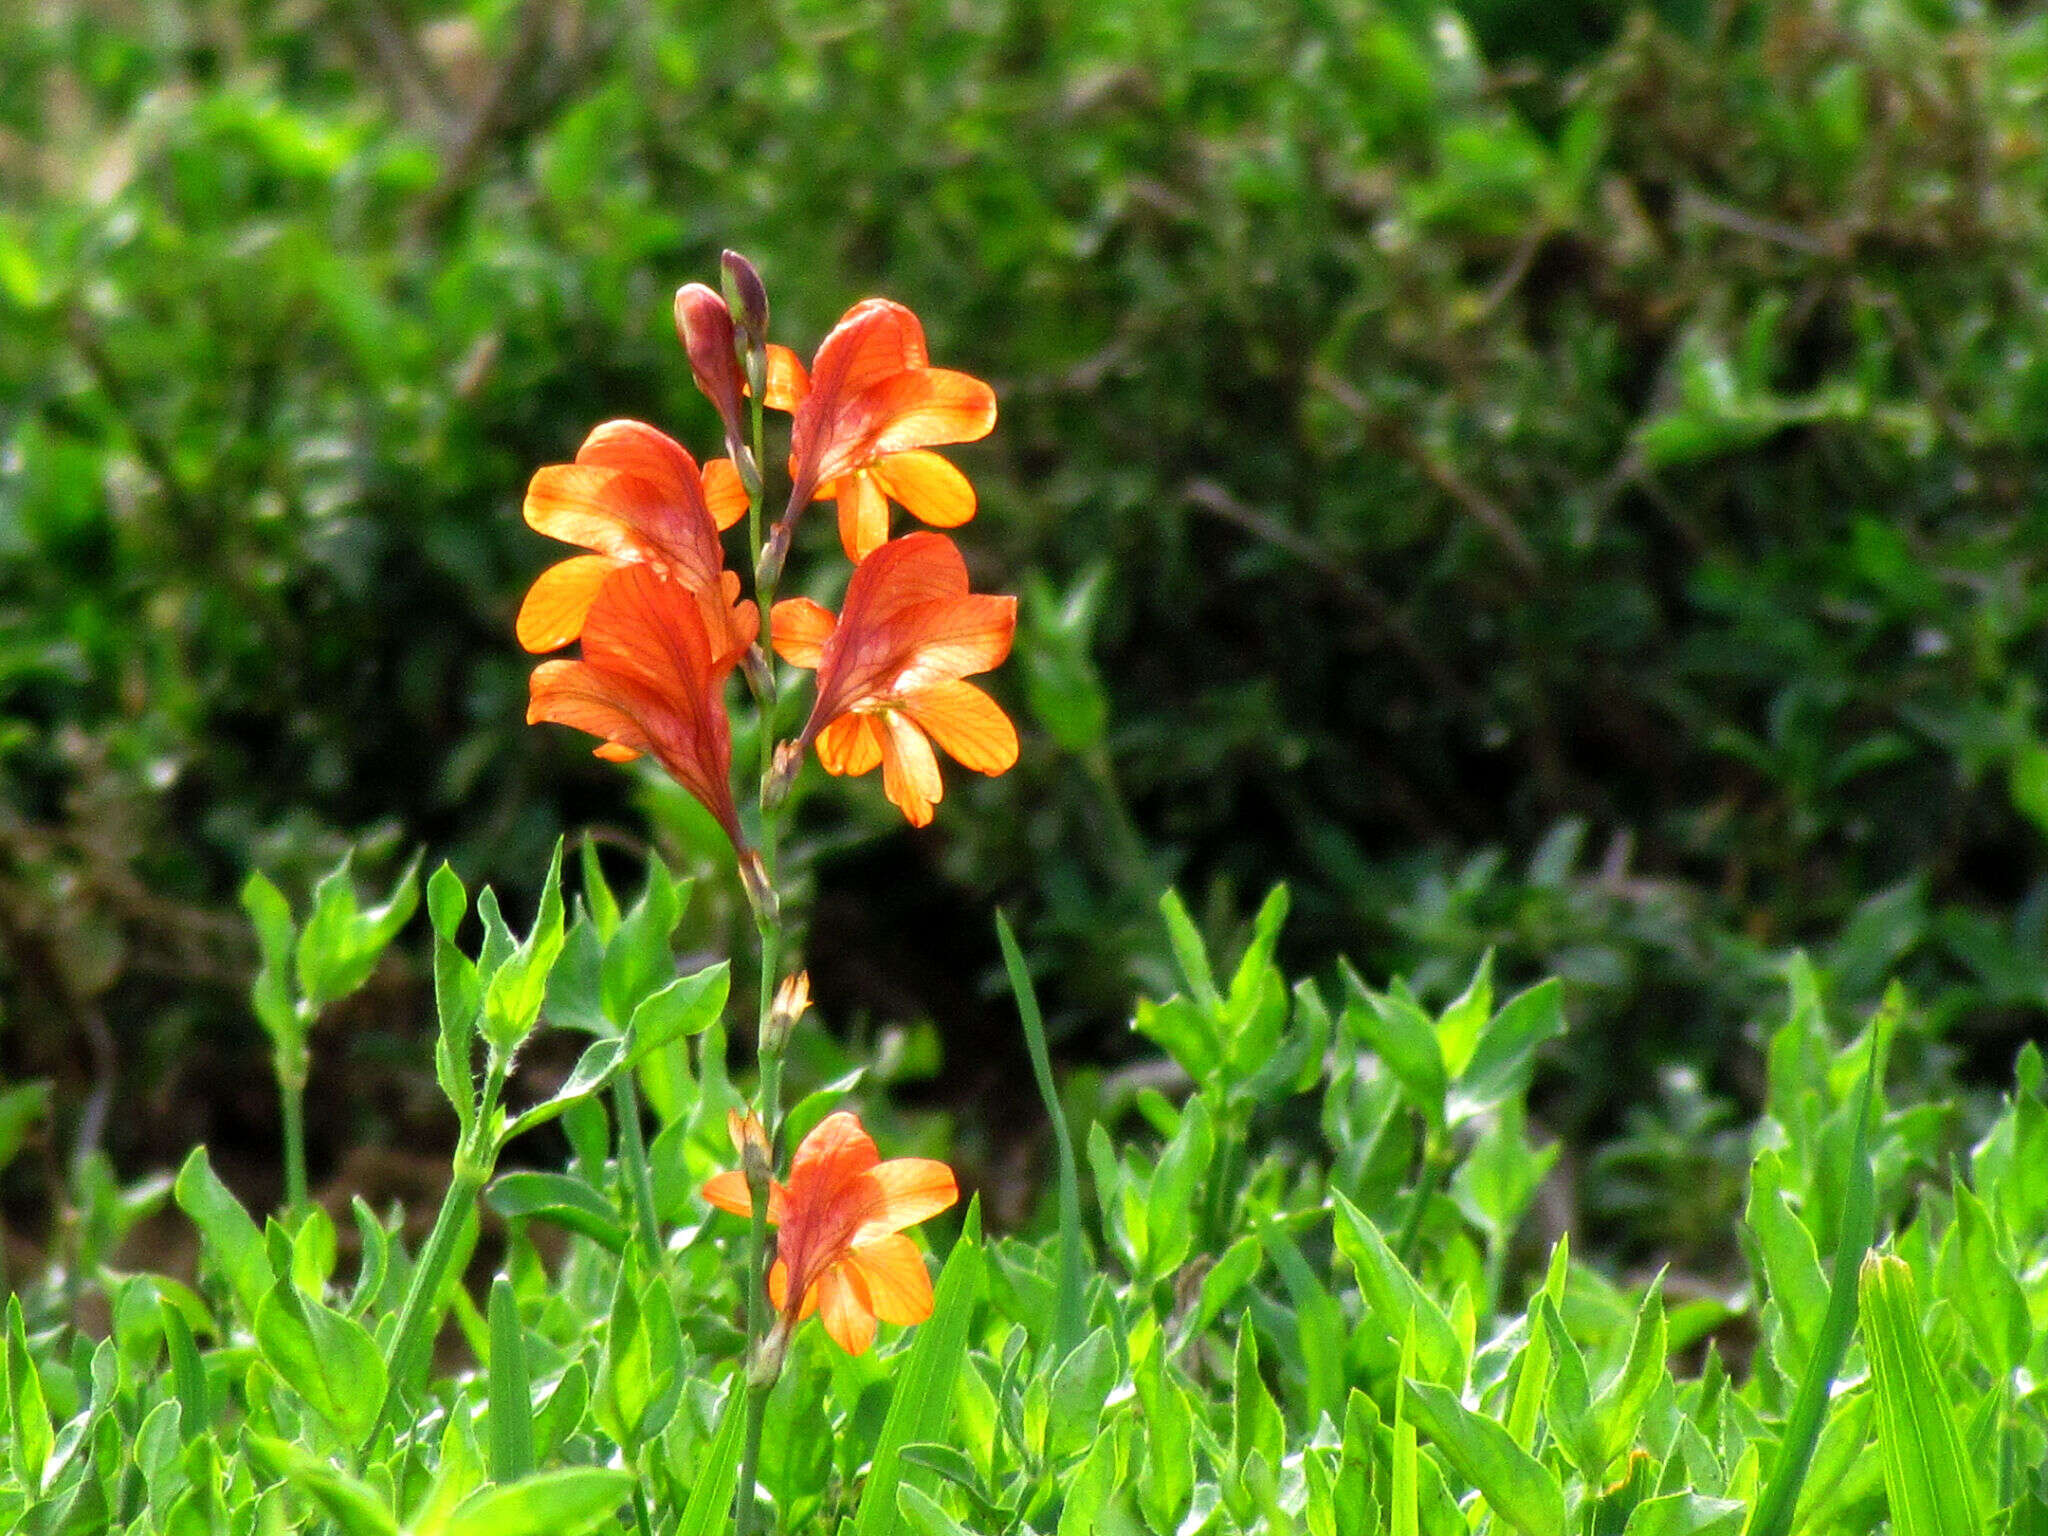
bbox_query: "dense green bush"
[6,0,2048,1184]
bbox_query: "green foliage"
[9,0,2048,1188]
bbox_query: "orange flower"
[773,300,997,562]
[516,420,750,653]
[772,532,1017,827]
[527,563,755,846]
[703,1111,957,1355]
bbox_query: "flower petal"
[569,566,744,841]
[835,471,891,562]
[763,345,810,410]
[788,1111,880,1192]
[771,598,838,669]
[804,533,972,722]
[815,712,885,776]
[526,659,653,758]
[523,462,723,594]
[516,555,622,653]
[845,1234,935,1325]
[577,420,702,508]
[701,1171,787,1224]
[886,594,1018,697]
[880,710,943,827]
[901,680,1018,774]
[813,369,996,487]
[854,1159,959,1241]
[863,370,997,458]
[701,457,749,531]
[870,450,976,529]
[814,300,930,399]
[817,1263,877,1355]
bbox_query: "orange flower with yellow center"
[703,1111,957,1355]
[765,299,996,562]
[771,532,1018,827]
[516,419,750,654]
[527,562,755,847]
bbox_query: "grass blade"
[1860,1253,1980,1536]
[996,910,1085,1360]
[852,1198,987,1536]
[675,1379,746,1536]
[487,1276,535,1482]
[1746,993,1889,1536]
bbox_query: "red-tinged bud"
[720,250,769,352]
[674,283,748,464]
[763,739,804,811]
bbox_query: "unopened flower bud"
[727,1106,770,1162]
[738,848,779,926]
[741,642,774,702]
[720,250,769,352]
[748,1316,791,1387]
[763,970,811,1055]
[674,283,748,463]
[756,522,791,595]
[764,739,805,811]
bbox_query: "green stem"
[371,1155,488,1445]
[1395,1126,1446,1269]
[734,317,789,1536]
[279,1070,308,1213]
[611,1073,663,1262]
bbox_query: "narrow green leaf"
[5,1295,52,1494]
[675,1381,746,1536]
[624,961,731,1062]
[438,1467,633,1536]
[175,1147,271,1324]
[161,1299,208,1439]
[1403,1377,1564,1536]
[1392,1326,1419,1536]
[1331,1189,1462,1387]
[578,837,622,944]
[896,1485,976,1536]
[1747,995,1885,1536]
[1861,1254,1980,1536]
[853,1201,987,1536]
[997,910,1085,1360]
[487,1278,534,1483]
[1158,888,1222,1013]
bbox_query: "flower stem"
[278,1066,308,1213]
[371,1154,488,1444]
[734,304,790,1536]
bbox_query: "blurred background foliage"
[4,0,2048,1203]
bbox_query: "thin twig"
[1179,477,1475,707]
[1310,365,1544,578]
